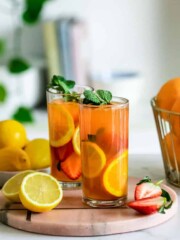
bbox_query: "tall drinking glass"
[79,96,129,207]
[46,85,93,189]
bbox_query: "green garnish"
[48,75,75,94]
[161,188,172,202]
[136,176,151,185]
[83,89,112,105]
[48,75,81,102]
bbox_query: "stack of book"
[43,17,88,85]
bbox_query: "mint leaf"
[83,90,101,105]
[96,89,112,103]
[49,75,75,94]
[136,176,152,185]
[65,92,80,102]
[83,89,112,105]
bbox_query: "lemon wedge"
[2,170,34,202]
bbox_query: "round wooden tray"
[0,177,178,236]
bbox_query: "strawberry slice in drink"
[61,152,81,180]
[56,141,74,162]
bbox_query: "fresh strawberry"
[127,196,166,215]
[128,176,173,215]
[135,176,162,200]
[61,152,81,180]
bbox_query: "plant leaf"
[0,39,5,56]
[22,0,48,24]
[8,58,30,74]
[96,89,112,104]
[0,83,8,103]
[11,106,34,123]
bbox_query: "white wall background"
[1,0,180,99]
[1,0,180,153]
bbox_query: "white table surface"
[0,154,179,240]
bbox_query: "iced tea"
[80,97,129,207]
[47,85,92,189]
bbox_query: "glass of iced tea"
[46,84,93,189]
[79,96,129,207]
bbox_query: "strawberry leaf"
[161,189,172,202]
[158,205,166,214]
[136,176,152,185]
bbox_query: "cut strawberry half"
[61,152,81,180]
[135,182,162,200]
[134,176,162,200]
[127,196,166,215]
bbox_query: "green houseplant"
[0,0,50,123]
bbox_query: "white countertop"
[0,154,179,240]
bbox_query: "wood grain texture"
[0,177,178,236]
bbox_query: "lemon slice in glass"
[103,150,128,197]
[72,126,80,155]
[81,142,106,178]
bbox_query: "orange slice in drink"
[72,126,80,155]
[48,102,75,147]
[81,142,106,178]
[103,150,128,197]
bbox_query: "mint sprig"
[48,75,80,102]
[83,89,112,105]
[48,75,75,94]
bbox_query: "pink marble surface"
[0,177,178,236]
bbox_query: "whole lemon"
[24,138,50,169]
[0,120,27,149]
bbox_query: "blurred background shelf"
[1,0,180,155]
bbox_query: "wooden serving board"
[0,177,178,236]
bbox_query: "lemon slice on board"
[19,172,63,212]
[2,170,34,202]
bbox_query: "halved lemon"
[103,150,128,197]
[48,103,75,147]
[81,142,106,178]
[2,170,34,202]
[19,172,63,212]
[72,126,80,155]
